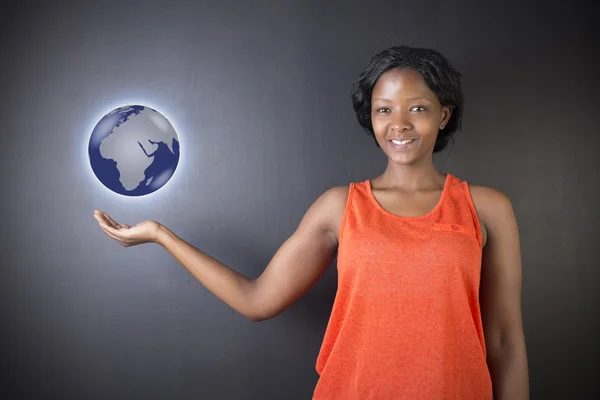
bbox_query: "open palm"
[93,209,160,247]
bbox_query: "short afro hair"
[351,45,464,153]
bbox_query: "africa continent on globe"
[89,105,180,196]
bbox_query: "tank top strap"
[438,174,483,249]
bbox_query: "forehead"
[372,68,433,99]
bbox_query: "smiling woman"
[371,68,452,164]
[352,46,463,154]
[94,45,529,400]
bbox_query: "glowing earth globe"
[88,105,180,196]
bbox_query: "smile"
[389,138,418,150]
[391,139,416,145]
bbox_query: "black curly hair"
[351,45,464,153]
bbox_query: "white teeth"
[392,139,415,145]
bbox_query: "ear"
[440,106,453,129]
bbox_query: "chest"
[338,218,483,293]
[371,187,488,247]
[371,188,443,218]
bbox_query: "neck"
[376,158,445,191]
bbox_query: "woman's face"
[371,68,452,165]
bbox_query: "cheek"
[414,116,440,133]
[370,115,386,132]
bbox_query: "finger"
[99,223,131,246]
[101,227,124,243]
[93,211,115,228]
[98,220,120,236]
[99,224,122,241]
[102,212,122,229]
[99,221,127,240]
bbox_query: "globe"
[88,105,180,196]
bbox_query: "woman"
[94,45,529,399]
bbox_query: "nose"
[390,110,413,132]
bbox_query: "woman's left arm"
[476,187,530,400]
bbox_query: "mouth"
[389,138,418,150]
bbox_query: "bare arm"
[95,186,348,322]
[473,186,530,399]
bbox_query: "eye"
[411,106,427,112]
[375,107,390,113]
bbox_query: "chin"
[390,156,418,165]
[381,150,414,165]
[381,146,420,165]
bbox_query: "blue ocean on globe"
[89,105,180,196]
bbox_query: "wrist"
[155,224,172,246]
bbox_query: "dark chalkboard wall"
[1,0,597,398]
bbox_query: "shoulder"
[320,185,351,202]
[316,185,351,223]
[467,183,516,246]
[468,183,514,219]
[305,185,350,242]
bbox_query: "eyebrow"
[372,96,433,102]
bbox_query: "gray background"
[1,0,598,399]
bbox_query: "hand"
[93,209,161,247]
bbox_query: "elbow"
[243,280,280,322]
[245,307,280,322]
[241,294,271,322]
[246,313,266,323]
[244,304,285,322]
[485,328,527,366]
[245,311,272,323]
[242,279,292,322]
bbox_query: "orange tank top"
[313,173,492,400]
